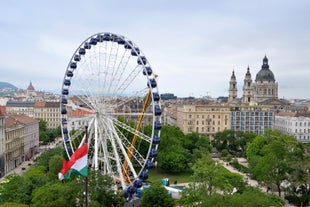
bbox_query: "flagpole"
[85,125,88,207]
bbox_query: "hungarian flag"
[58,143,88,180]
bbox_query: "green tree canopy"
[31,181,78,207]
[246,129,304,197]
[180,155,245,206]
[157,126,187,172]
[140,183,175,207]
[213,130,256,157]
[196,187,284,207]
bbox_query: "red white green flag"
[58,143,88,180]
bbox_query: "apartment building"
[0,114,39,177]
[6,101,35,117]
[6,101,60,130]
[274,111,310,143]
[230,106,273,135]
[8,114,39,160]
[176,105,230,137]
[4,115,24,174]
[34,102,60,129]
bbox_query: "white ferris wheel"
[60,32,162,190]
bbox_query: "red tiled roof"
[34,101,45,107]
[70,109,94,117]
[5,116,19,128]
[6,114,38,126]
[0,106,6,114]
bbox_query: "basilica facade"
[228,55,281,106]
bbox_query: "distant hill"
[0,82,18,90]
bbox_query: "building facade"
[34,102,60,129]
[4,116,24,174]
[230,106,273,135]
[8,114,39,160]
[6,101,60,129]
[274,112,310,143]
[176,105,230,137]
[0,114,39,177]
[6,101,35,117]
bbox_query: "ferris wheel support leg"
[94,116,99,170]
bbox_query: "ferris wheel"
[60,32,162,190]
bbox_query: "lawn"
[147,168,193,185]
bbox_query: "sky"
[0,0,310,99]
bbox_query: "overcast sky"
[1,0,309,99]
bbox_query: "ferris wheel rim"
[60,32,162,190]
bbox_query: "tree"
[213,130,256,157]
[191,155,228,197]
[140,183,174,207]
[38,118,47,132]
[284,144,310,206]
[35,147,64,171]
[0,203,28,207]
[182,132,211,163]
[0,174,23,204]
[87,171,125,207]
[198,187,284,207]
[31,182,78,207]
[246,129,303,197]
[19,166,49,204]
[180,155,245,206]
[47,155,64,181]
[39,130,49,144]
[157,126,187,172]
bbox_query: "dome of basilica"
[255,56,275,81]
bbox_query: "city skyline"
[1,0,310,99]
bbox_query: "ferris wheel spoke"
[108,49,132,95]
[102,41,119,95]
[112,118,152,143]
[106,128,126,188]
[112,88,149,109]
[113,65,144,96]
[114,127,146,167]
